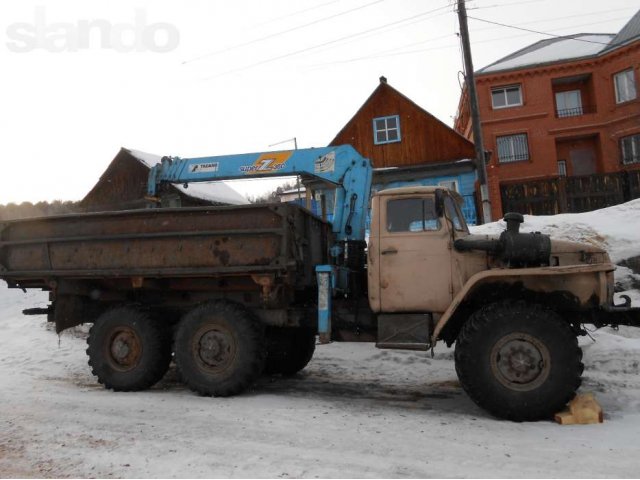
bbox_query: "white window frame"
[557,160,567,176]
[491,84,523,109]
[496,133,529,164]
[621,134,640,165]
[614,69,637,104]
[555,90,583,117]
[373,115,401,145]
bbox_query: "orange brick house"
[455,9,640,218]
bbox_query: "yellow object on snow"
[554,393,603,425]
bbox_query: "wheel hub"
[195,328,235,372]
[491,333,550,391]
[107,327,142,371]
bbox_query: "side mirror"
[434,189,445,217]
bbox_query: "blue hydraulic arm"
[147,144,373,243]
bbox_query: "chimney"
[379,75,387,84]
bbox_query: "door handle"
[381,248,398,255]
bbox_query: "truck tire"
[86,307,171,391]
[174,301,266,397]
[454,301,583,421]
[265,328,316,376]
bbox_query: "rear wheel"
[86,307,171,391]
[454,301,583,421]
[265,328,316,376]
[174,301,266,396]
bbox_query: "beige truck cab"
[366,186,625,420]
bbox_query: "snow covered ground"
[1,201,640,478]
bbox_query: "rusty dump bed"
[0,203,330,289]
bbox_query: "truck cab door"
[377,195,453,313]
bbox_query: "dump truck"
[1,144,639,421]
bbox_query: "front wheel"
[454,301,583,421]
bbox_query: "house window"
[438,179,458,192]
[614,69,637,104]
[491,85,522,109]
[558,160,567,176]
[373,115,401,145]
[496,133,529,163]
[621,134,640,165]
[555,90,583,117]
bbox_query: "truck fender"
[432,263,615,344]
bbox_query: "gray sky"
[0,0,637,204]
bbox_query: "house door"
[569,148,596,176]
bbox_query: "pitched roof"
[477,8,640,75]
[603,8,640,52]
[478,34,615,74]
[329,77,473,149]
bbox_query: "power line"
[250,0,342,29]
[201,4,454,79]
[304,10,451,58]
[337,4,633,60]
[183,0,386,65]
[470,0,545,10]
[467,16,614,45]
[305,14,631,68]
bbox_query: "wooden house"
[329,76,479,223]
[80,148,247,212]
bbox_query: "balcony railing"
[555,105,596,118]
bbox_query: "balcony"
[552,73,596,120]
[555,104,597,118]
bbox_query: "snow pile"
[128,148,249,206]
[471,199,640,290]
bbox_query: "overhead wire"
[183,0,386,65]
[304,11,632,68]
[250,0,343,29]
[466,16,615,45]
[201,3,454,79]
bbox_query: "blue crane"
[147,144,373,243]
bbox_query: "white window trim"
[491,84,523,109]
[614,68,637,104]
[555,90,583,117]
[621,134,640,165]
[373,115,401,145]
[496,133,530,164]
[558,160,567,176]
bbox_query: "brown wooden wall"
[80,150,213,212]
[330,81,476,168]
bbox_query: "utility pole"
[457,0,492,223]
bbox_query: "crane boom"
[147,144,373,242]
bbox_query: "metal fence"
[500,170,640,216]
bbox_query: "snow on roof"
[126,148,248,205]
[479,34,615,74]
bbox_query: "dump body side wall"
[0,204,331,329]
[0,203,329,283]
